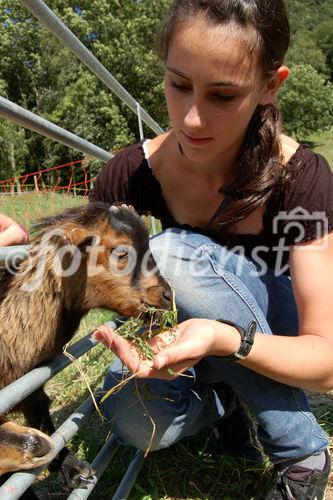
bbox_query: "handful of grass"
[100,297,182,453]
[115,301,178,361]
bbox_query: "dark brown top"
[89,141,333,274]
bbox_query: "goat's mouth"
[140,302,165,325]
[140,302,174,330]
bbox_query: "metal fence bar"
[112,450,146,500]
[0,97,113,163]
[0,318,122,416]
[136,102,144,141]
[0,244,30,268]
[67,435,121,500]
[19,0,164,137]
[0,395,97,499]
[0,333,96,415]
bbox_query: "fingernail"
[157,356,168,370]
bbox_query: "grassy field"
[0,191,87,231]
[1,129,333,499]
[306,127,333,167]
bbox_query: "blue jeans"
[101,229,328,463]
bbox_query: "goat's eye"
[111,248,128,260]
[115,251,128,260]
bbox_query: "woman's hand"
[93,318,222,379]
[0,214,29,246]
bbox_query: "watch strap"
[216,319,257,362]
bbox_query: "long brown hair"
[160,0,291,232]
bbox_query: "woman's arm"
[94,232,333,393]
[0,214,29,246]
[156,232,333,392]
[232,231,333,392]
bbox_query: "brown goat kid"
[0,202,171,490]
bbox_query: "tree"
[286,0,333,81]
[314,20,333,81]
[1,0,332,179]
[279,64,333,139]
[285,34,329,78]
[0,79,27,180]
[0,0,170,178]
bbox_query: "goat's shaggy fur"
[0,202,170,491]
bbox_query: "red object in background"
[0,160,96,196]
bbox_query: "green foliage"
[285,34,329,77]
[0,77,28,178]
[0,118,28,179]
[279,64,333,139]
[314,20,333,80]
[0,0,170,178]
[286,0,333,79]
[0,0,332,179]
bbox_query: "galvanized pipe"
[0,396,98,500]
[67,435,121,499]
[0,245,30,268]
[19,0,164,136]
[112,450,146,500]
[0,318,121,415]
[0,333,97,415]
[0,96,113,163]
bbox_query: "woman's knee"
[149,229,297,333]
[101,365,172,450]
[149,230,225,319]
[101,360,224,451]
[149,229,212,282]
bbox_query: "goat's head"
[32,202,171,317]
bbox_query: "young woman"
[90,1,333,497]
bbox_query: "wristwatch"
[216,319,257,361]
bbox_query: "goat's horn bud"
[120,204,135,212]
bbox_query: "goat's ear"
[77,235,99,253]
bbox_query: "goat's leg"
[20,388,94,489]
[0,417,54,474]
[0,416,53,500]
[18,389,54,435]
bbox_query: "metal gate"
[0,0,163,497]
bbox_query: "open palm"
[93,318,217,379]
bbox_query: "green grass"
[306,127,333,168]
[0,191,87,232]
[2,128,333,499]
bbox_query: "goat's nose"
[163,289,172,303]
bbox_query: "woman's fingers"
[93,325,132,362]
[93,325,115,348]
[152,332,213,370]
[93,323,202,379]
[93,325,155,374]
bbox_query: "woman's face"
[165,17,272,164]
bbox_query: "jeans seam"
[206,254,269,333]
[201,242,260,272]
[202,243,295,303]
[291,388,328,441]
